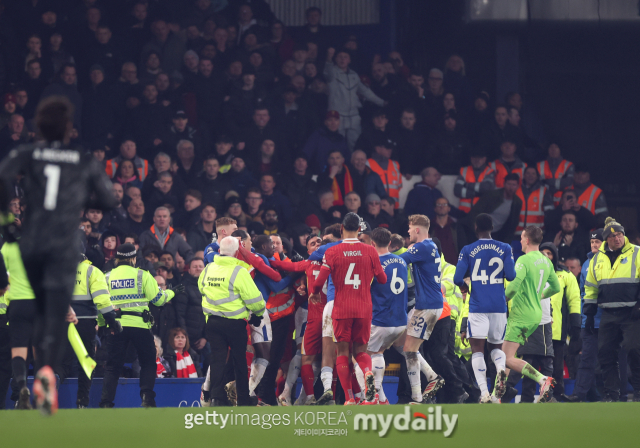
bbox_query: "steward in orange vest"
[366,137,402,208]
[514,166,554,235]
[490,140,527,188]
[565,165,608,225]
[454,148,496,213]
[537,143,574,206]
[105,155,149,181]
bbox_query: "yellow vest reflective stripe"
[73,263,114,318]
[585,240,640,308]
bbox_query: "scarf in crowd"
[331,165,353,206]
[117,175,138,185]
[156,357,166,378]
[175,350,198,378]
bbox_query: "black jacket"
[463,188,522,244]
[173,274,206,343]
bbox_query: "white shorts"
[250,311,272,344]
[322,301,334,338]
[406,308,442,340]
[467,312,507,344]
[294,307,308,345]
[367,325,406,353]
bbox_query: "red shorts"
[301,318,322,356]
[332,317,371,345]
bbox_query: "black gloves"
[290,251,304,263]
[248,313,263,327]
[103,310,123,334]
[170,284,185,294]
[585,315,595,335]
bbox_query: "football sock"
[300,363,315,396]
[405,351,422,402]
[284,351,302,394]
[336,356,354,401]
[471,352,489,395]
[331,366,338,396]
[320,367,333,392]
[417,352,437,381]
[354,352,372,375]
[249,358,269,396]
[490,349,506,372]
[12,356,27,390]
[353,360,365,393]
[202,366,211,392]
[349,362,362,398]
[371,354,386,402]
[522,362,546,385]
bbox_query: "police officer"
[64,255,120,408]
[199,236,266,407]
[584,217,640,402]
[99,243,183,408]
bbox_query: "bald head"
[421,167,441,188]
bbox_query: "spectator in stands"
[100,230,120,265]
[225,154,258,197]
[114,159,143,191]
[454,147,495,213]
[225,196,249,227]
[111,62,143,111]
[368,137,402,208]
[317,149,354,206]
[262,208,280,235]
[369,62,402,113]
[174,140,202,188]
[269,20,294,62]
[404,167,442,219]
[146,171,181,213]
[297,7,331,54]
[224,67,269,137]
[187,203,217,252]
[159,251,181,288]
[41,63,82,133]
[13,89,32,123]
[142,19,187,75]
[82,65,116,144]
[174,257,208,370]
[355,107,393,157]
[546,210,590,264]
[126,197,149,237]
[514,166,554,235]
[270,86,316,154]
[443,54,473,112]
[85,208,107,242]
[244,188,264,224]
[395,108,429,177]
[250,138,283,178]
[105,139,150,181]
[432,110,471,175]
[464,173,523,244]
[349,149,386,200]
[260,173,292,227]
[162,111,205,158]
[193,57,225,131]
[507,105,540,164]
[344,191,362,215]
[537,143,575,206]
[126,82,171,158]
[303,110,349,175]
[280,154,317,213]
[140,206,194,261]
[480,105,518,160]
[324,47,384,149]
[1,94,17,129]
[545,189,597,238]
[0,114,30,155]
[466,91,492,145]
[194,155,231,213]
[174,190,203,230]
[568,164,608,227]
[237,106,283,160]
[360,194,392,229]
[143,152,178,200]
[380,197,407,236]
[430,197,464,265]
[164,328,202,378]
[564,257,583,279]
[490,139,527,188]
[105,181,128,234]
[24,59,47,111]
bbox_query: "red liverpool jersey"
[306,260,328,321]
[313,238,386,319]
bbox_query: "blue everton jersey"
[399,239,443,310]
[309,240,341,302]
[203,242,220,265]
[371,253,408,327]
[454,238,516,313]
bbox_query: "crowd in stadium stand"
[1,0,637,405]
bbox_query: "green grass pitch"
[1,403,636,448]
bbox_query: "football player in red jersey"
[311,213,387,405]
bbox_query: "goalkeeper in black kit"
[0,96,118,415]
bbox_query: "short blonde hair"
[408,214,430,229]
[216,217,237,227]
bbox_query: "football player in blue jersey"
[454,214,517,402]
